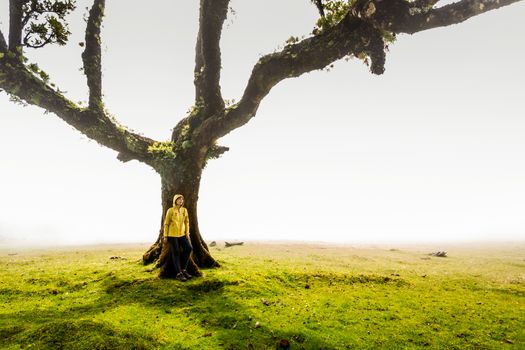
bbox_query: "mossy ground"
[0,242,523,349]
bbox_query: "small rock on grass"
[255,321,261,328]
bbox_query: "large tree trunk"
[142,158,219,278]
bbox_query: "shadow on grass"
[0,269,339,349]
[100,275,332,349]
[27,319,159,350]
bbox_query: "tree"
[0,0,521,277]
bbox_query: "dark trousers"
[167,236,193,274]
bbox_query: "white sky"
[1,0,524,246]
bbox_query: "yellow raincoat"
[163,194,190,238]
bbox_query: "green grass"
[0,242,523,349]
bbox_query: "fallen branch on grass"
[225,241,244,248]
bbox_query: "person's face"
[176,197,184,206]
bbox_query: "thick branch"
[3,0,166,168]
[392,0,523,34]
[82,0,105,111]
[9,0,23,52]
[0,61,158,165]
[194,16,373,142]
[194,0,521,143]
[171,0,230,150]
[193,0,230,113]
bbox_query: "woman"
[163,194,193,281]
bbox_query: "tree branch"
[9,0,23,52]
[171,0,230,151]
[193,0,230,113]
[1,0,169,168]
[0,59,159,165]
[18,0,75,48]
[194,15,374,142]
[312,0,325,17]
[194,0,522,143]
[392,0,523,34]
[23,30,53,49]
[82,0,105,111]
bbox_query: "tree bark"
[142,157,219,278]
[8,0,23,52]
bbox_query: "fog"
[1,1,525,247]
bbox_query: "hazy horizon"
[2,237,524,251]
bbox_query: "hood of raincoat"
[173,194,184,207]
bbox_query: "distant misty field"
[0,242,523,349]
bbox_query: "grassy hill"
[0,242,523,349]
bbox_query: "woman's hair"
[173,194,184,206]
